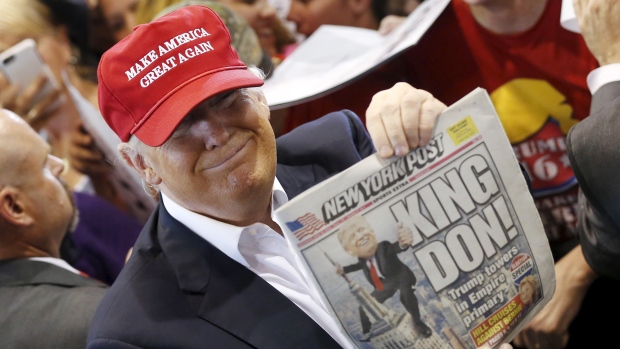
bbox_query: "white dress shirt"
[587,63,620,95]
[28,257,80,274]
[161,179,354,349]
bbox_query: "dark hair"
[371,0,389,22]
[38,0,90,53]
[38,0,102,81]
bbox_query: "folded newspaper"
[66,78,157,224]
[274,88,555,349]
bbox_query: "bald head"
[0,109,75,259]
[0,110,43,187]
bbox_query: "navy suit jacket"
[86,110,375,349]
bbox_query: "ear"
[346,0,373,16]
[118,144,162,186]
[0,187,35,226]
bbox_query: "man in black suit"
[566,0,620,280]
[86,5,446,348]
[0,109,108,349]
[336,215,432,339]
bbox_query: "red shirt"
[401,0,598,251]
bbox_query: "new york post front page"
[274,88,555,349]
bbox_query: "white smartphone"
[0,38,59,107]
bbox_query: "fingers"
[0,74,62,127]
[367,83,415,158]
[20,75,49,108]
[378,15,406,35]
[68,127,112,176]
[512,333,523,348]
[0,83,21,111]
[366,83,446,158]
[418,95,447,145]
[26,88,63,130]
[514,325,570,349]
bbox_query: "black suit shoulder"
[276,110,375,199]
[567,81,620,279]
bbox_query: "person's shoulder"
[276,109,374,162]
[87,249,175,343]
[278,109,365,140]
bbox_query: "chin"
[66,206,80,234]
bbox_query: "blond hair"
[0,0,56,45]
[135,0,179,24]
[519,275,538,301]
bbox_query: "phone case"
[0,38,59,107]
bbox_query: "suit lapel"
[157,204,340,349]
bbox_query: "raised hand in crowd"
[68,123,112,177]
[0,73,63,131]
[67,123,130,213]
[573,0,620,66]
[378,15,407,35]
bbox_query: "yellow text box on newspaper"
[447,115,478,146]
[470,298,523,347]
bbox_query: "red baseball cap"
[97,5,264,147]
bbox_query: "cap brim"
[133,67,264,147]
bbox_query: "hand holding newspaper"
[274,88,555,349]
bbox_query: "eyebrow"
[210,90,237,107]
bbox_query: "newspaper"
[273,88,555,349]
[66,78,157,224]
[262,0,450,109]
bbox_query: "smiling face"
[338,216,379,259]
[137,88,277,225]
[519,276,537,305]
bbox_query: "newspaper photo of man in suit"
[335,215,432,340]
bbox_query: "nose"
[47,155,65,178]
[191,115,232,151]
[286,1,300,23]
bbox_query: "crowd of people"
[0,0,618,348]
